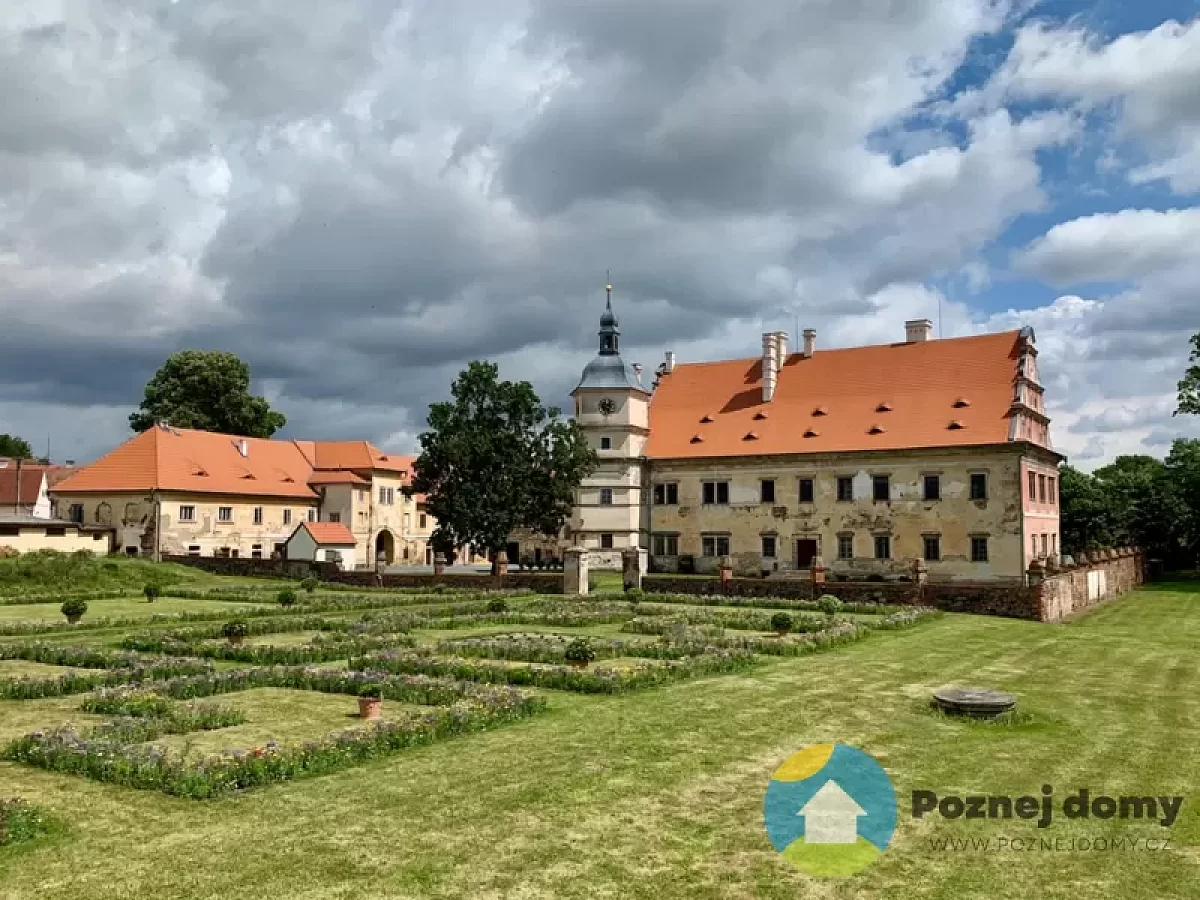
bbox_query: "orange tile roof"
[645,331,1031,459]
[51,426,319,498]
[307,471,370,486]
[311,441,412,475]
[296,521,357,545]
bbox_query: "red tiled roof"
[307,471,370,486]
[311,441,412,475]
[51,427,318,498]
[645,331,1028,459]
[296,521,357,545]
[0,466,46,508]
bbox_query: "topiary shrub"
[486,597,508,613]
[625,587,645,604]
[60,597,88,623]
[143,584,161,603]
[277,589,298,607]
[816,594,844,616]
[300,577,318,594]
[564,637,597,668]
[222,620,249,644]
[770,612,794,636]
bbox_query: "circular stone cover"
[932,686,1017,718]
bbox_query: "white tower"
[569,283,650,567]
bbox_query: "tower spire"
[598,273,619,355]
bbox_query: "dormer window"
[690,434,704,444]
[876,402,893,412]
[868,424,886,435]
[753,411,768,420]
[948,420,966,430]
[700,414,714,423]
[743,432,759,441]
[952,397,971,408]
[803,428,820,438]
[812,406,828,416]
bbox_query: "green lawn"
[0,595,273,625]
[1,582,1198,898]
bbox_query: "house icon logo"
[763,743,897,877]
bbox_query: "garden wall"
[643,548,1145,622]
[161,555,563,593]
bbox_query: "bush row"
[4,671,545,798]
[348,646,758,694]
[118,632,415,666]
[640,591,901,616]
[435,632,717,663]
[0,657,216,700]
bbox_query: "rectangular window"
[923,535,941,562]
[600,533,614,550]
[872,475,889,502]
[761,535,777,558]
[760,479,775,503]
[970,473,988,501]
[419,514,427,529]
[1048,477,1057,505]
[45,527,66,537]
[1031,535,1038,557]
[702,534,731,557]
[599,488,614,506]
[179,505,196,523]
[251,547,263,559]
[0,526,19,537]
[798,478,815,503]
[702,481,729,504]
[971,536,989,562]
[874,534,891,559]
[307,509,315,522]
[838,534,854,560]
[600,437,612,450]
[653,483,679,505]
[69,503,84,523]
[253,506,263,525]
[1040,533,1049,556]
[923,474,941,501]
[218,507,233,523]
[1038,474,1047,503]
[329,512,341,523]
[358,490,366,502]
[652,533,679,556]
[1028,471,1037,500]
[379,486,387,504]
[1051,533,1057,555]
[283,509,292,526]
[836,476,854,502]
[187,544,201,557]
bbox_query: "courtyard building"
[49,424,433,567]
[561,296,1061,582]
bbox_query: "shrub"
[300,577,319,594]
[770,612,794,635]
[0,799,52,848]
[277,589,298,607]
[816,594,844,616]
[221,620,249,642]
[60,597,88,622]
[144,584,161,603]
[625,587,645,605]
[357,681,384,700]
[564,637,597,665]
[486,597,508,613]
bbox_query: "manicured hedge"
[0,656,216,700]
[641,591,903,616]
[118,632,414,666]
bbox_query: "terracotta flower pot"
[66,614,82,625]
[569,659,589,670]
[358,697,382,720]
[227,635,245,646]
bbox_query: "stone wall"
[163,554,564,593]
[643,548,1144,622]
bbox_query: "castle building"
[566,296,1062,582]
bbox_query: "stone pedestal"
[433,553,446,577]
[565,547,589,596]
[1027,557,1045,586]
[911,557,928,586]
[810,555,826,596]
[719,555,733,591]
[621,548,642,592]
[493,550,509,577]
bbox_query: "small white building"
[0,515,113,555]
[284,521,359,571]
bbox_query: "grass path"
[1,585,1198,898]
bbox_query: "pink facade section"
[1021,457,1060,569]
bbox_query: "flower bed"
[435,632,719,663]
[348,646,758,694]
[120,628,415,665]
[0,654,216,700]
[640,591,902,616]
[622,607,839,633]
[4,669,545,798]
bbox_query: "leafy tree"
[1165,438,1200,567]
[130,350,286,437]
[0,435,33,459]
[1058,464,1114,556]
[409,361,596,572]
[1177,332,1200,416]
[1093,455,1184,565]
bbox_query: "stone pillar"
[433,553,446,578]
[910,557,928,604]
[1027,557,1045,587]
[494,550,509,577]
[810,555,826,599]
[622,547,642,592]
[564,547,589,596]
[719,555,734,592]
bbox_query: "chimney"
[762,332,779,402]
[802,328,816,358]
[664,350,676,374]
[237,439,249,458]
[905,319,933,343]
[775,331,788,372]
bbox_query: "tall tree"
[409,361,596,569]
[130,350,287,437]
[1058,464,1115,556]
[1178,332,1200,416]
[0,435,34,459]
[1093,455,1184,564]
[1165,438,1200,568]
